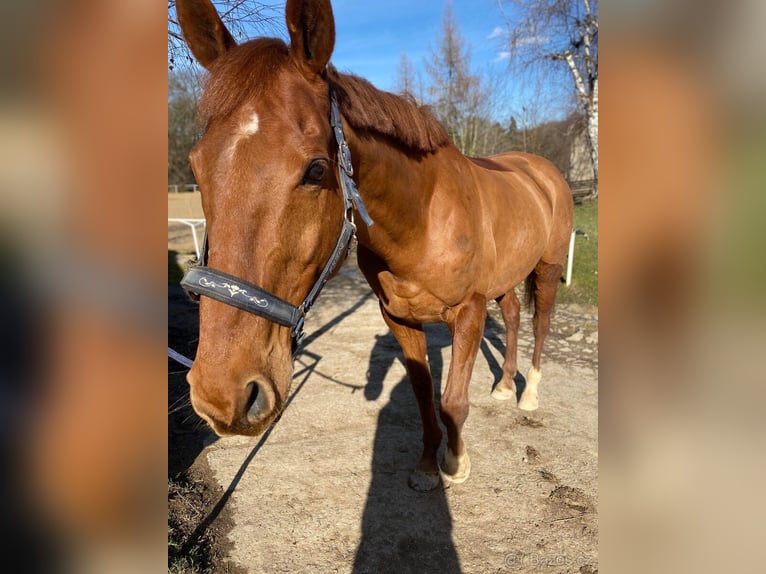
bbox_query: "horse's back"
[472,151,574,276]
[473,151,572,205]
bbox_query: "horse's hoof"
[408,470,442,492]
[440,449,471,484]
[518,390,539,411]
[518,367,541,410]
[491,382,515,401]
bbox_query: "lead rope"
[168,347,194,369]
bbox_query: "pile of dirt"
[168,469,242,574]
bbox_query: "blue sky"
[219,0,573,123]
[327,0,510,92]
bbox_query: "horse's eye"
[303,159,328,185]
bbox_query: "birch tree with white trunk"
[500,0,598,196]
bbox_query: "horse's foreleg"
[491,290,521,401]
[379,304,443,492]
[519,261,563,411]
[440,293,487,484]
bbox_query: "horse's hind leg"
[519,261,564,411]
[490,291,521,401]
[379,304,443,492]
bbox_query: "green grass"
[716,133,766,303]
[556,199,598,307]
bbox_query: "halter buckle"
[338,141,353,177]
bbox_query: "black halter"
[180,88,373,347]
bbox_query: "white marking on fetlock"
[491,381,516,401]
[518,366,541,411]
[441,448,471,484]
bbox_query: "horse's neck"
[346,128,455,253]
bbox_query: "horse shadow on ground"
[353,313,518,574]
[168,250,218,477]
[169,250,525,572]
[172,283,374,556]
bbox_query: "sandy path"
[186,263,598,573]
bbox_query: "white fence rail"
[168,184,199,193]
[168,218,206,260]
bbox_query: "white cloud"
[494,51,511,63]
[516,35,550,46]
[487,26,507,40]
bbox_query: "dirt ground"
[168,234,598,574]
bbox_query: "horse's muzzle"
[187,371,279,437]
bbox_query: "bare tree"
[500,0,598,196]
[167,2,281,187]
[395,52,423,102]
[168,1,281,70]
[168,69,202,185]
[474,64,515,155]
[424,2,488,156]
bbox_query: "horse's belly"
[484,216,550,297]
[486,244,545,298]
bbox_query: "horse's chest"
[376,270,457,323]
[357,237,479,323]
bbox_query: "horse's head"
[177,0,343,436]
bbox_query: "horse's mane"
[197,38,450,154]
[327,67,450,154]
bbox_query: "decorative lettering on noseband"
[198,277,269,308]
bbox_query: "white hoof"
[491,381,515,401]
[440,448,471,484]
[518,391,539,411]
[519,367,541,411]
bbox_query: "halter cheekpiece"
[180,87,373,348]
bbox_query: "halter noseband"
[180,88,373,347]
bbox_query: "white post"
[168,218,207,261]
[565,230,576,286]
[190,223,201,261]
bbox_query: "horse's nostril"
[245,381,268,421]
[245,381,259,412]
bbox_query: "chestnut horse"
[177,0,573,491]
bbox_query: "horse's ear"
[176,0,237,70]
[286,0,335,75]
